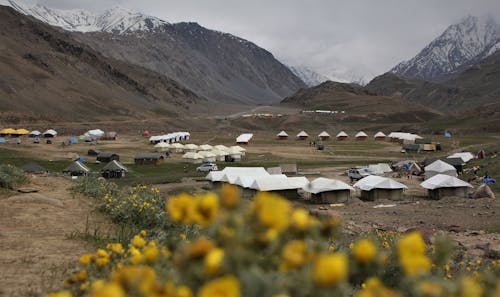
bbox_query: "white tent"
[198,151,217,163]
[355,131,368,138]
[183,144,199,152]
[206,167,269,183]
[227,147,243,161]
[182,152,204,163]
[336,131,348,138]
[211,149,229,161]
[87,129,104,137]
[154,142,170,152]
[354,175,408,191]
[43,129,57,137]
[318,131,330,138]
[367,164,385,175]
[277,131,289,137]
[29,130,41,137]
[448,152,474,163]
[302,177,354,194]
[171,143,185,153]
[198,144,213,151]
[214,145,229,151]
[250,175,308,191]
[421,174,472,190]
[374,131,386,138]
[236,133,253,144]
[297,131,309,138]
[206,171,226,182]
[230,146,246,156]
[424,160,457,179]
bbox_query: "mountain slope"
[288,66,330,87]
[4,0,305,105]
[367,51,500,112]
[0,5,202,121]
[281,81,440,123]
[391,16,500,81]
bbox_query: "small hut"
[424,160,457,179]
[420,174,472,200]
[43,129,57,138]
[296,131,309,140]
[318,131,331,141]
[302,177,353,203]
[374,131,386,141]
[236,133,253,145]
[336,131,348,140]
[249,175,309,200]
[354,175,408,201]
[134,153,164,165]
[182,152,204,164]
[277,131,289,140]
[62,161,90,176]
[355,131,368,141]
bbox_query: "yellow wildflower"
[187,237,214,258]
[131,235,146,248]
[396,232,431,276]
[79,254,93,266]
[90,282,125,297]
[281,240,307,272]
[140,230,147,237]
[204,248,225,275]
[253,192,291,232]
[76,270,87,281]
[95,257,109,268]
[166,194,194,224]
[143,243,159,264]
[191,193,219,227]
[80,282,89,292]
[399,254,431,276]
[180,233,187,240]
[312,253,348,287]
[96,249,109,258]
[106,243,125,255]
[459,277,483,297]
[352,239,376,264]
[290,208,310,231]
[220,183,240,209]
[177,286,193,297]
[396,232,426,256]
[356,277,398,297]
[197,275,240,297]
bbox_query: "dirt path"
[0,176,113,297]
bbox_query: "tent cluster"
[0,128,58,138]
[153,142,247,163]
[276,130,389,141]
[148,132,190,144]
[62,160,128,178]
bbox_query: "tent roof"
[336,131,348,137]
[206,167,269,182]
[236,133,253,142]
[182,152,203,159]
[43,129,57,135]
[198,144,213,151]
[277,131,288,137]
[135,153,163,160]
[374,131,386,138]
[318,131,330,137]
[184,144,199,150]
[354,175,408,191]
[231,146,246,152]
[198,151,216,158]
[171,143,185,148]
[15,129,30,135]
[205,171,226,182]
[424,160,457,173]
[448,152,474,163]
[87,129,104,136]
[355,131,368,137]
[250,175,308,191]
[420,174,472,190]
[29,130,41,135]
[23,162,48,173]
[0,128,16,134]
[211,149,229,156]
[103,160,128,172]
[63,161,90,173]
[214,145,229,151]
[302,177,354,194]
[297,131,309,137]
[154,142,170,148]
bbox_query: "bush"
[0,164,27,189]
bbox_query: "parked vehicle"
[196,162,218,172]
[347,168,371,182]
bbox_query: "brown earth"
[0,176,113,297]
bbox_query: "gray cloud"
[31,0,500,81]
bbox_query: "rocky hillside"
[288,66,330,87]
[0,6,203,121]
[368,51,500,112]
[281,81,440,123]
[4,1,305,105]
[391,16,500,81]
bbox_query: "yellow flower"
[352,239,376,264]
[220,184,240,209]
[131,235,146,248]
[396,232,431,276]
[191,193,219,227]
[459,277,483,297]
[177,285,193,297]
[76,270,87,281]
[197,275,240,297]
[290,209,310,231]
[253,192,291,232]
[355,277,398,297]
[399,255,431,276]
[140,230,147,237]
[180,233,187,240]
[312,253,348,287]
[167,193,194,224]
[419,281,442,297]
[90,282,125,297]
[396,232,426,257]
[96,249,109,258]
[95,257,109,268]
[80,282,89,292]
[204,248,225,275]
[106,243,125,255]
[79,254,93,266]
[45,291,72,297]
[187,238,215,258]
[281,240,307,272]
[143,243,159,264]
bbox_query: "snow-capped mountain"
[391,15,500,81]
[1,0,169,34]
[288,66,330,87]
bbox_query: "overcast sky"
[24,0,500,81]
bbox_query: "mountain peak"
[391,15,500,81]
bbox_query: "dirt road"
[0,176,112,297]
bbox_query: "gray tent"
[102,160,128,178]
[63,161,90,176]
[23,162,48,174]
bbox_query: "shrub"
[0,164,27,189]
